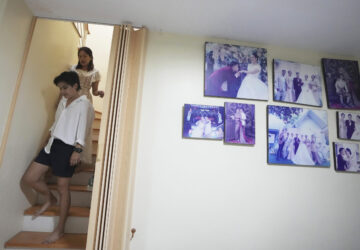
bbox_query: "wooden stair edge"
[79,166,95,173]
[48,184,92,192]
[24,205,90,217]
[5,231,87,249]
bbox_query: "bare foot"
[32,193,57,220]
[42,229,64,244]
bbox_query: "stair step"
[93,119,100,130]
[92,144,98,155]
[5,231,86,249]
[38,191,92,207]
[24,206,90,217]
[48,184,92,192]
[92,132,99,142]
[48,171,93,186]
[81,166,95,172]
[22,215,88,234]
[95,111,102,119]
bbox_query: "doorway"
[5,17,113,248]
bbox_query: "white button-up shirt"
[44,95,94,153]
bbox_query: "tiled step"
[5,231,86,249]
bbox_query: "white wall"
[0,18,79,246]
[130,31,360,250]
[85,23,113,112]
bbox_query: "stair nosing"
[5,231,87,249]
[48,184,92,192]
[24,205,90,217]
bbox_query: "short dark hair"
[346,148,352,155]
[53,71,81,90]
[229,61,239,67]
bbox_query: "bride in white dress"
[190,117,206,137]
[345,148,359,172]
[236,53,267,100]
[291,135,315,165]
[351,115,360,140]
[297,75,319,106]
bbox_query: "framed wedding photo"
[267,105,330,167]
[204,42,268,100]
[224,102,255,145]
[333,142,360,172]
[337,111,360,140]
[273,59,322,107]
[322,58,360,109]
[183,104,225,140]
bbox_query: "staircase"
[4,111,102,249]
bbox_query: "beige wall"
[85,23,113,112]
[0,0,8,23]
[0,0,32,145]
[130,31,360,250]
[0,17,80,246]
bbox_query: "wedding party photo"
[334,142,360,172]
[204,42,268,100]
[183,104,225,140]
[273,59,322,107]
[224,102,255,145]
[337,111,360,140]
[267,105,330,167]
[322,58,360,109]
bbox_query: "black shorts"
[34,139,77,177]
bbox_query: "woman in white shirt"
[70,47,104,164]
[21,71,94,244]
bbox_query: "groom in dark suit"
[293,72,303,101]
[276,129,287,160]
[294,134,300,154]
[346,114,355,139]
[336,148,347,171]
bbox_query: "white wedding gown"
[347,155,359,172]
[191,120,206,137]
[351,123,360,140]
[292,142,314,165]
[236,64,267,100]
[339,119,347,139]
[297,83,319,106]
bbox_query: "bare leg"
[21,162,57,219]
[43,177,71,244]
